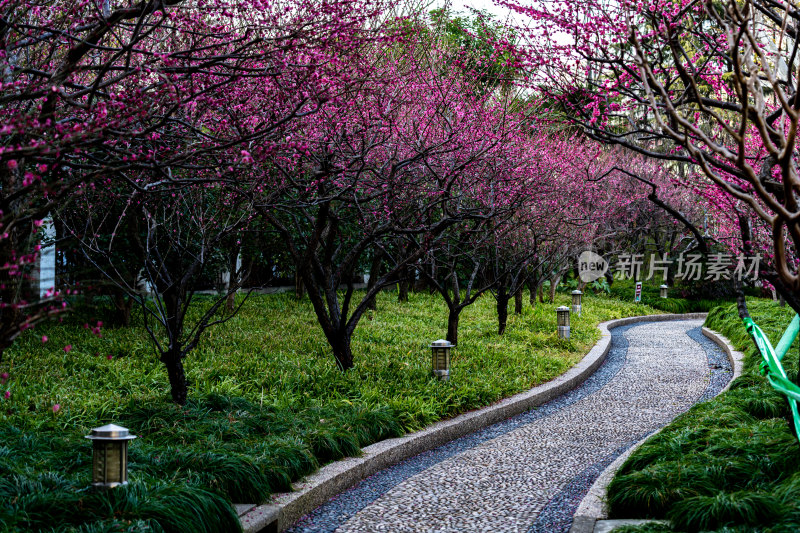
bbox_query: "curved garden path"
[285,319,732,533]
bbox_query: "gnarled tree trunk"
[398,279,409,302]
[447,308,460,346]
[366,250,383,311]
[514,288,523,314]
[295,271,305,299]
[527,276,542,308]
[162,349,188,405]
[548,273,562,303]
[325,329,354,370]
[497,283,510,335]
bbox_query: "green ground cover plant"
[607,299,800,533]
[607,278,725,314]
[0,290,657,532]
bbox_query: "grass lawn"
[1,289,658,532]
[607,299,800,533]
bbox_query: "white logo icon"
[578,251,608,283]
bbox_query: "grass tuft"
[669,490,783,532]
[0,478,241,533]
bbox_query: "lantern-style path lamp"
[660,284,669,298]
[430,339,453,381]
[557,306,571,339]
[571,290,582,317]
[86,423,136,490]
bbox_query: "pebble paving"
[286,319,731,533]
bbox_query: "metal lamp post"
[86,424,136,490]
[556,306,571,339]
[571,290,582,317]
[660,284,669,299]
[430,339,453,381]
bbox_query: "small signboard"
[634,282,642,303]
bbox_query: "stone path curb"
[239,313,708,533]
[701,326,745,391]
[567,324,744,533]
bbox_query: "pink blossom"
[63,344,72,353]
[3,390,9,400]
[52,404,60,413]
[41,335,48,343]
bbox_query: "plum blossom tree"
[0,0,394,398]
[504,0,800,309]
[65,181,253,405]
[481,135,596,333]
[250,36,531,370]
[590,151,720,269]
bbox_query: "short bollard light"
[557,306,571,339]
[430,339,453,381]
[85,424,136,490]
[660,284,669,299]
[571,290,582,317]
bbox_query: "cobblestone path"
[286,319,731,533]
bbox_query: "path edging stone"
[701,326,745,391]
[240,313,708,533]
[568,322,744,533]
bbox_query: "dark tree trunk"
[366,251,383,311]
[295,271,305,300]
[331,333,354,371]
[527,278,537,308]
[447,308,460,345]
[538,282,545,303]
[163,350,188,405]
[497,284,509,335]
[398,265,412,302]
[514,288,523,314]
[303,278,355,371]
[398,279,409,302]
[158,285,190,405]
[549,274,562,303]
